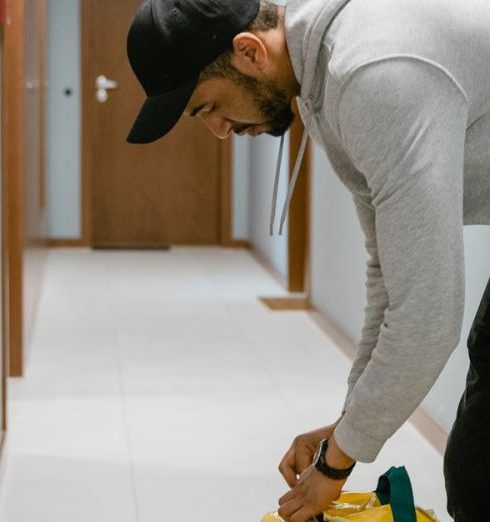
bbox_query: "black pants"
[444,276,490,521]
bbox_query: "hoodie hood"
[269,0,353,236]
[285,0,353,102]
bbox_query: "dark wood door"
[83,0,229,248]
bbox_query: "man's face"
[184,74,295,139]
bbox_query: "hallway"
[0,248,449,521]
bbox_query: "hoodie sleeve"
[342,196,390,413]
[333,57,469,462]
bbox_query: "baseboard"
[50,239,251,249]
[249,248,287,289]
[309,310,358,360]
[409,407,448,455]
[0,430,6,458]
[259,296,312,311]
[47,238,89,248]
[308,310,448,455]
[226,239,251,249]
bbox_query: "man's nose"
[199,113,233,139]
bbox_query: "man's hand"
[278,420,342,488]
[278,426,355,522]
[277,465,347,522]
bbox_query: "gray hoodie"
[283,0,490,462]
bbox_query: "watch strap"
[313,438,356,480]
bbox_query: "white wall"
[310,145,366,339]
[248,135,289,279]
[309,143,490,432]
[424,228,490,430]
[46,0,81,239]
[232,136,251,240]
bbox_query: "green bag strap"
[374,466,417,522]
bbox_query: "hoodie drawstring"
[269,106,313,236]
[269,134,286,236]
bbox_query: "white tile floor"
[0,247,451,521]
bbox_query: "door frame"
[80,0,233,248]
[2,0,48,379]
[3,0,24,378]
[287,104,311,294]
[0,22,7,454]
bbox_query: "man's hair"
[198,1,279,83]
[247,0,280,32]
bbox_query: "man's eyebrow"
[189,103,206,117]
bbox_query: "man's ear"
[231,32,269,76]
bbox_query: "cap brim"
[127,77,198,144]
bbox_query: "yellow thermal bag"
[262,466,439,522]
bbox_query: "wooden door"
[82,0,231,248]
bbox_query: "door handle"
[96,75,118,103]
[96,75,118,90]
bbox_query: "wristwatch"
[313,438,356,480]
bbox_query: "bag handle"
[375,466,417,522]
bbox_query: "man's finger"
[281,468,298,488]
[279,448,299,487]
[277,499,302,521]
[290,506,316,522]
[278,486,298,506]
[295,448,313,475]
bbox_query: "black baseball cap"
[127,0,260,144]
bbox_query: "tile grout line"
[105,258,142,522]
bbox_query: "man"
[126,0,490,520]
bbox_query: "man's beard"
[258,90,296,137]
[230,71,295,137]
